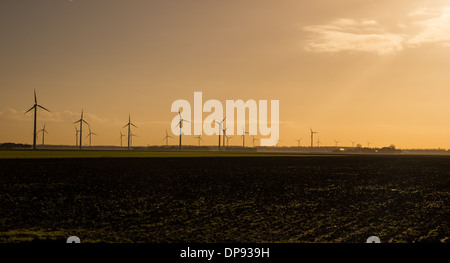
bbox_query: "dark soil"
[0,155,449,243]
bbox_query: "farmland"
[0,153,449,243]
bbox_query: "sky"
[1,0,450,148]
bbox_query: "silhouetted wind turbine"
[295,137,302,148]
[194,135,203,147]
[86,126,98,147]
[252,136,260,147]
[334,139,340,147]
[123,114,137,150]
[215,117,226,150]
[73,110,89,150]
[74,126,80,147]
[351,141,356,148]
[162,129,173,147]
[241,127,249,148]
[25,90,50,150]
[226,135,232,146]
[310,128,318,148]
[130,132,137,147]
[176,110,189,150]
[222,126,228,147]
[317,136,321,148]
[367,141,371,148]
[120,131,126,147]
[36,124,48,146]
[276,137,281,147]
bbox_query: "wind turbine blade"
[73,119,81,124]
[131,123,137,128]
[24,105,36,114]
[184,119,190,123]
[34,89,37,104]
[83,120,89,125]
[37,105,50,112]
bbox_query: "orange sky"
[1,0,450,148]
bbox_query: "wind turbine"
[162,129,173,147]
[241,127,249,148]
[120,131,126,147]
[194,135,203,147]
[130,132,137,147]
[123,114,137,150]
[222,126,228,147]
[252,136,260,147]
[36,124,48,146]
[317,136,321,148]
[334,139,340,147]
[74,126,79,147]
[276,137,281,147]
[367,141,371,148]
[73,110,89,150]
[295,137,302,148]
[85,126,98,147]
[215,117,226,150]
[226,135,232,146]
[310,128,318,148]
[351,141,356,148]
[176,110,189,150]
[25,90,50,150]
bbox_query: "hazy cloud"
[407,7,450,47]
[303,6,450,55]
[303,19,404,55]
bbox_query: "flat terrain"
[0,154,449,243]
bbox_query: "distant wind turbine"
[130,132,137,147]
[295,137,302,148]
[367,141,371,148]
[73,110,89,150]
[351,141,356,148]
[194,135,203,147]
[252,136,260,147]
[222,126,228,148]
[74,126,80,147]
[162,129,173,147]
[85,126,98,147]
[120,131,126,147]
[226,135,232,146]
[36,124,48,146]
[176,110,189,150]
[215,117,226,150]
[334,139,340,147]
[276,137,281,147]
[317,137,321,148]
[123,114,137,150]
[25,90,50,150]
[310,128,318,148]
[241,127,249,148]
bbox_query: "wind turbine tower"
[37,124,48,146]
[162,129,173,147]
[215,117,226,150]
[25,90,50,150]
[310,128,318,148]
[123,114,137,150]
[86,126,98,147]
[176,111,189,150]
[241,127,249,148]
[295,137,302,148]
[194,135,203,147]
[73,110,89,150]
